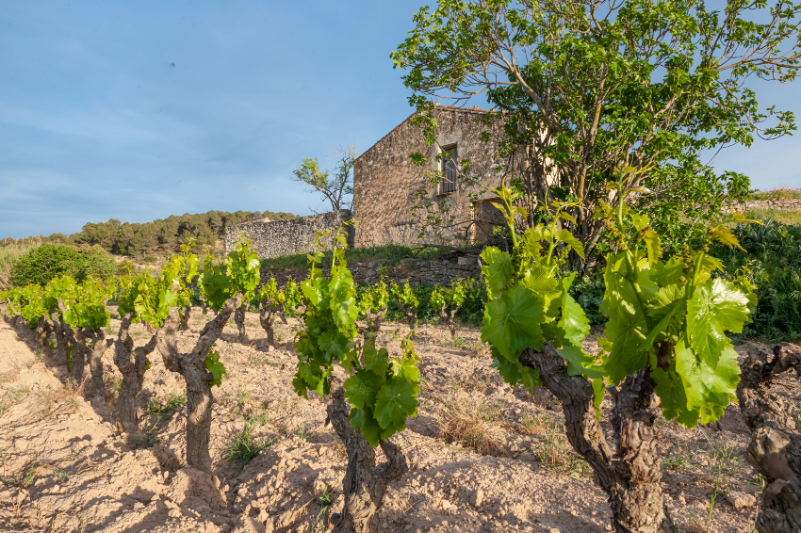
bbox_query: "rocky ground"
[0,307,790,533]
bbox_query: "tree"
[292,145,356,213]
[392,0,801,262]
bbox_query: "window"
[439,144,457,195]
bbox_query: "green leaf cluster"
[480,185,600,392]
[600,199,754,427]
[200,239,260,311]
[293,227,421,447]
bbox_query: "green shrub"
[711,219,801,341]
[10,244,116,287]
[568,270,606,326]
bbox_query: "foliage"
[597,178,755,426]
[711,219,801,340]
[292,145,356,212]
[392,0,800,259]
[203,348,227,388]
[200,239,260,311]
[57,276,115,332]
[292,227,421,447]
[117,246,198,327]
[479,184,599,394]
[259,242,449,272]
[9,244,115,287]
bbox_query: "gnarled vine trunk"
[258,300,280,346]
[156,294,242,472]
[436,305,460,339]
[520,342,677,533]
[180,305,192,331]
[82,329,114,399]
[114,313,158,434]
[234,302,248,341]
[326,387,408,533]
[396,302,417,336]
[736,343,801,533]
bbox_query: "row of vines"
[2,182,800,533]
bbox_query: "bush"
[710,219,801,341]
[10,244,116,286]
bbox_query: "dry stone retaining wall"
[731,198,801,212]
[224,210,352,259]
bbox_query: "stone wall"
[224,210,353,259]
[731,198,801,212]
[352,105,516,248]
[261,254,482,288]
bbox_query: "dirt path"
[0,312,775,532]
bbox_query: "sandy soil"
[0,308,791,533]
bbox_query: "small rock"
[549,528,561,533]
[472,488,485,508]
[605,525,613,532]
[244,517,265,533]
[727,491,757,511]
[267,345,275,353]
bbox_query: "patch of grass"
[746,209,801,226]
[517,409,549,436]
[107,374,123,391]
[470,341,489,358]
[440,336,468,349]
[224,421,275,470]
[662,442,698,472]
[261,243,449,271]
[437,398,507,456]
[146,392,186,420]
[295,424,317,442]
[747,188,801,201]
[313,483,338,533]
[250,356,278,367]
[52,469,70,483]
[1,463,36,488]
[536,421,591,478]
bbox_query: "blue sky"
[0,1,799,239]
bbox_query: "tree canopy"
[392,0,801,260]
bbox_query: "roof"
[355,104,490,163]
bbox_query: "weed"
[517,410,548,436]
[108,375,123,391]
[250,356,278,367]
[224,422,276,470]
[441,336,468,349]
[129,420,161,449]
[2,462,36,488]
[470,341,489,358]
[536,421,591,478]
[706,460,723,533]
[146,392,186,420]
[436,397,507,456]
[296,424,317,442]
[313,483,339,533]
[662,442,698,472]
[52,469,70,483]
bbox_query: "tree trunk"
[326,387,408,533]
[113,313,158,434]
[36,318,52,351]
[235,302,247,341]
[736,343,801,533]
[520,342,676,533]
[397,303,417,336]
[156,294,243,472]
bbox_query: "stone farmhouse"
[352,105,515,248]
[226,105,520,258]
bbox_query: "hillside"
[1,209,298,258]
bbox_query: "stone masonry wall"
[352,106,515,248]
[731,198,801,212]
[261,254,482,289]
[224,210,352,259]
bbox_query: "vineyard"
[0,183,798,533]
